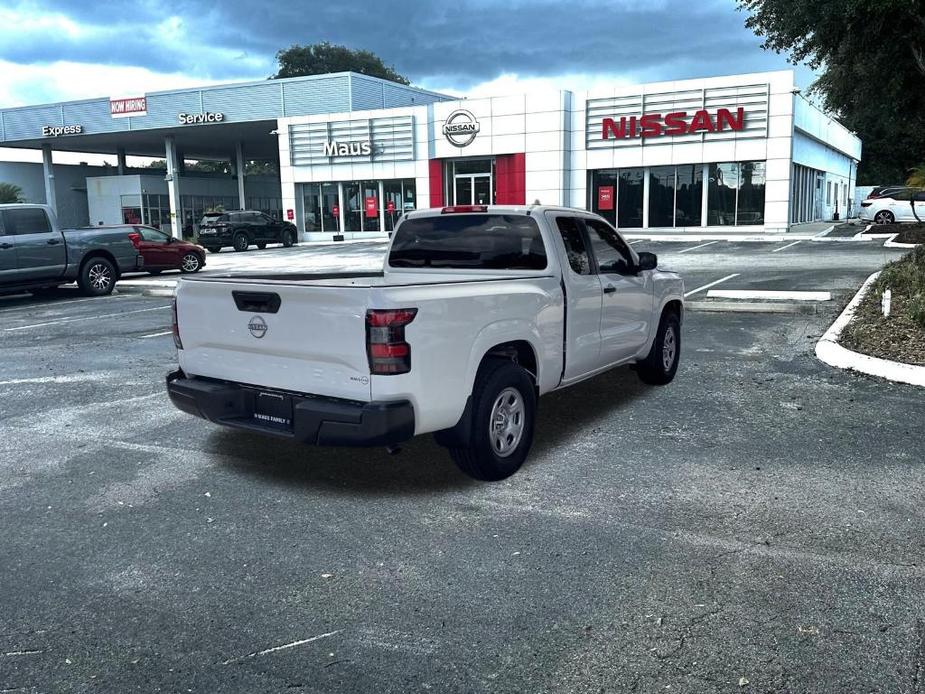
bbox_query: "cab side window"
[2,208,52,235]
[554,216,592,275]
[584,218,634,275]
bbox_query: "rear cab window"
[389,214,547,270]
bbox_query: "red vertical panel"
[428,159,443,208]
[495,153,526,205]
[511,153,526,205]
[495,154,511,204]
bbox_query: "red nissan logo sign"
[602,107,745,140]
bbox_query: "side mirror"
[636,252,657,272]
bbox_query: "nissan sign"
[601,107,746,140]
[443,109,480,147]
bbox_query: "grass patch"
[840,247,925,365]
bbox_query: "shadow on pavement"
[209,364,650,493]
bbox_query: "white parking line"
[684,273,740,298]
[0,294,127,314]
[707,290,832,301]
[678,240,720,254]
[139,330,173,339]
[3,305,170,332]
[772,240,802,253]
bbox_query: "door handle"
[0,242,12,250]
[47,239,61,245]
[603,285,616,294]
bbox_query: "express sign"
[601,107,745,140]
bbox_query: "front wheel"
[256,242,267,250]
[281,230,295,248]
[77,257,117,296]
[180,253,202,273]
[233,233,249,252]
[448,359,536,481]
[636,311,681,385]
[874,210,895,225]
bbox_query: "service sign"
[365,197,378,219]
[597,186,614,211]
[110,96,147,119]
[178,112,225,125]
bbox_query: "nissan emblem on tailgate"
[248,315,268,338]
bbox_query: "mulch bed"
[839,248,925,365]
[863,222,925,244]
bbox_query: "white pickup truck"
[167,205,684,480]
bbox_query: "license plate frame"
[253,391,293,431]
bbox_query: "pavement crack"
[914,619,925,693]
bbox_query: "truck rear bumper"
[166,370,414,447]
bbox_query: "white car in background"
[860,189,925,224]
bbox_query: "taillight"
[860,201,872,207]
[171,298,183,350]
[128,232,141,248]
[366,309,417,375]
[441,205,488,214]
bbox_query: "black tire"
[448,359,536,481]
[874,210,895,225]
[281,230,295,248]
[206,247,221,254]
[256,242,267,250]
[77,257,117,297]
[636,311,681,385]
[180,252,202,273]
[233,233,249,252]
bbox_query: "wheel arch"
[79,249,121,279]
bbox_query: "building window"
[300,179,416,233]
[646,164,704,228]
[707,161,765,226]
[827,181,832,205]
[676,164,704,227]
[617,168,644,228]
[589,170,620,226]
[648,166,675,228]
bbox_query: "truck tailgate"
[175,278,372,402]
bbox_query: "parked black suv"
[197,211,298,253]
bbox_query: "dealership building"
[0,69,860,239]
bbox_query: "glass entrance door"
[450,159,494,205]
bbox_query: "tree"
[738,0,925,185]
[271,42,410,85]
[0,182,24,203]
[908,163,925,189]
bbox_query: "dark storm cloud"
[3,0,789,86]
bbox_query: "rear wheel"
[77,257,116,297]
[636,311,681,385]
[233,233,249,252]
[448,359,536,481]
[282,230,295,248]
[206,247,221,254]
[874,210,895,225]
[180,253,202,273]
[256,242,267,250]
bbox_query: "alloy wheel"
[88,263,112,291]
[662,325,677,372]
[181,254,200,272]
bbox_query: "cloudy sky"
[0,0,814,161]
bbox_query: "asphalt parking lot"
[1,238,923,693]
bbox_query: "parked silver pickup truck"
[0,204,142,296]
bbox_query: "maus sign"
[323,141,372,157]
[602,107,745,140]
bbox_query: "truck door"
[546,213,603,380]
[0,214,16,282]
[1,207,67,280]
[583,217,652,364]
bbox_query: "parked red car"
[127,225,206,275]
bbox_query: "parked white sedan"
[860,189,925,224]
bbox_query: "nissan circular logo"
[443,109,480,147]
[248,315,268,339]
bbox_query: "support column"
[235,142,246,210]
[41,145,57,216]
[164,135,181,238]
[116,148,127,175]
